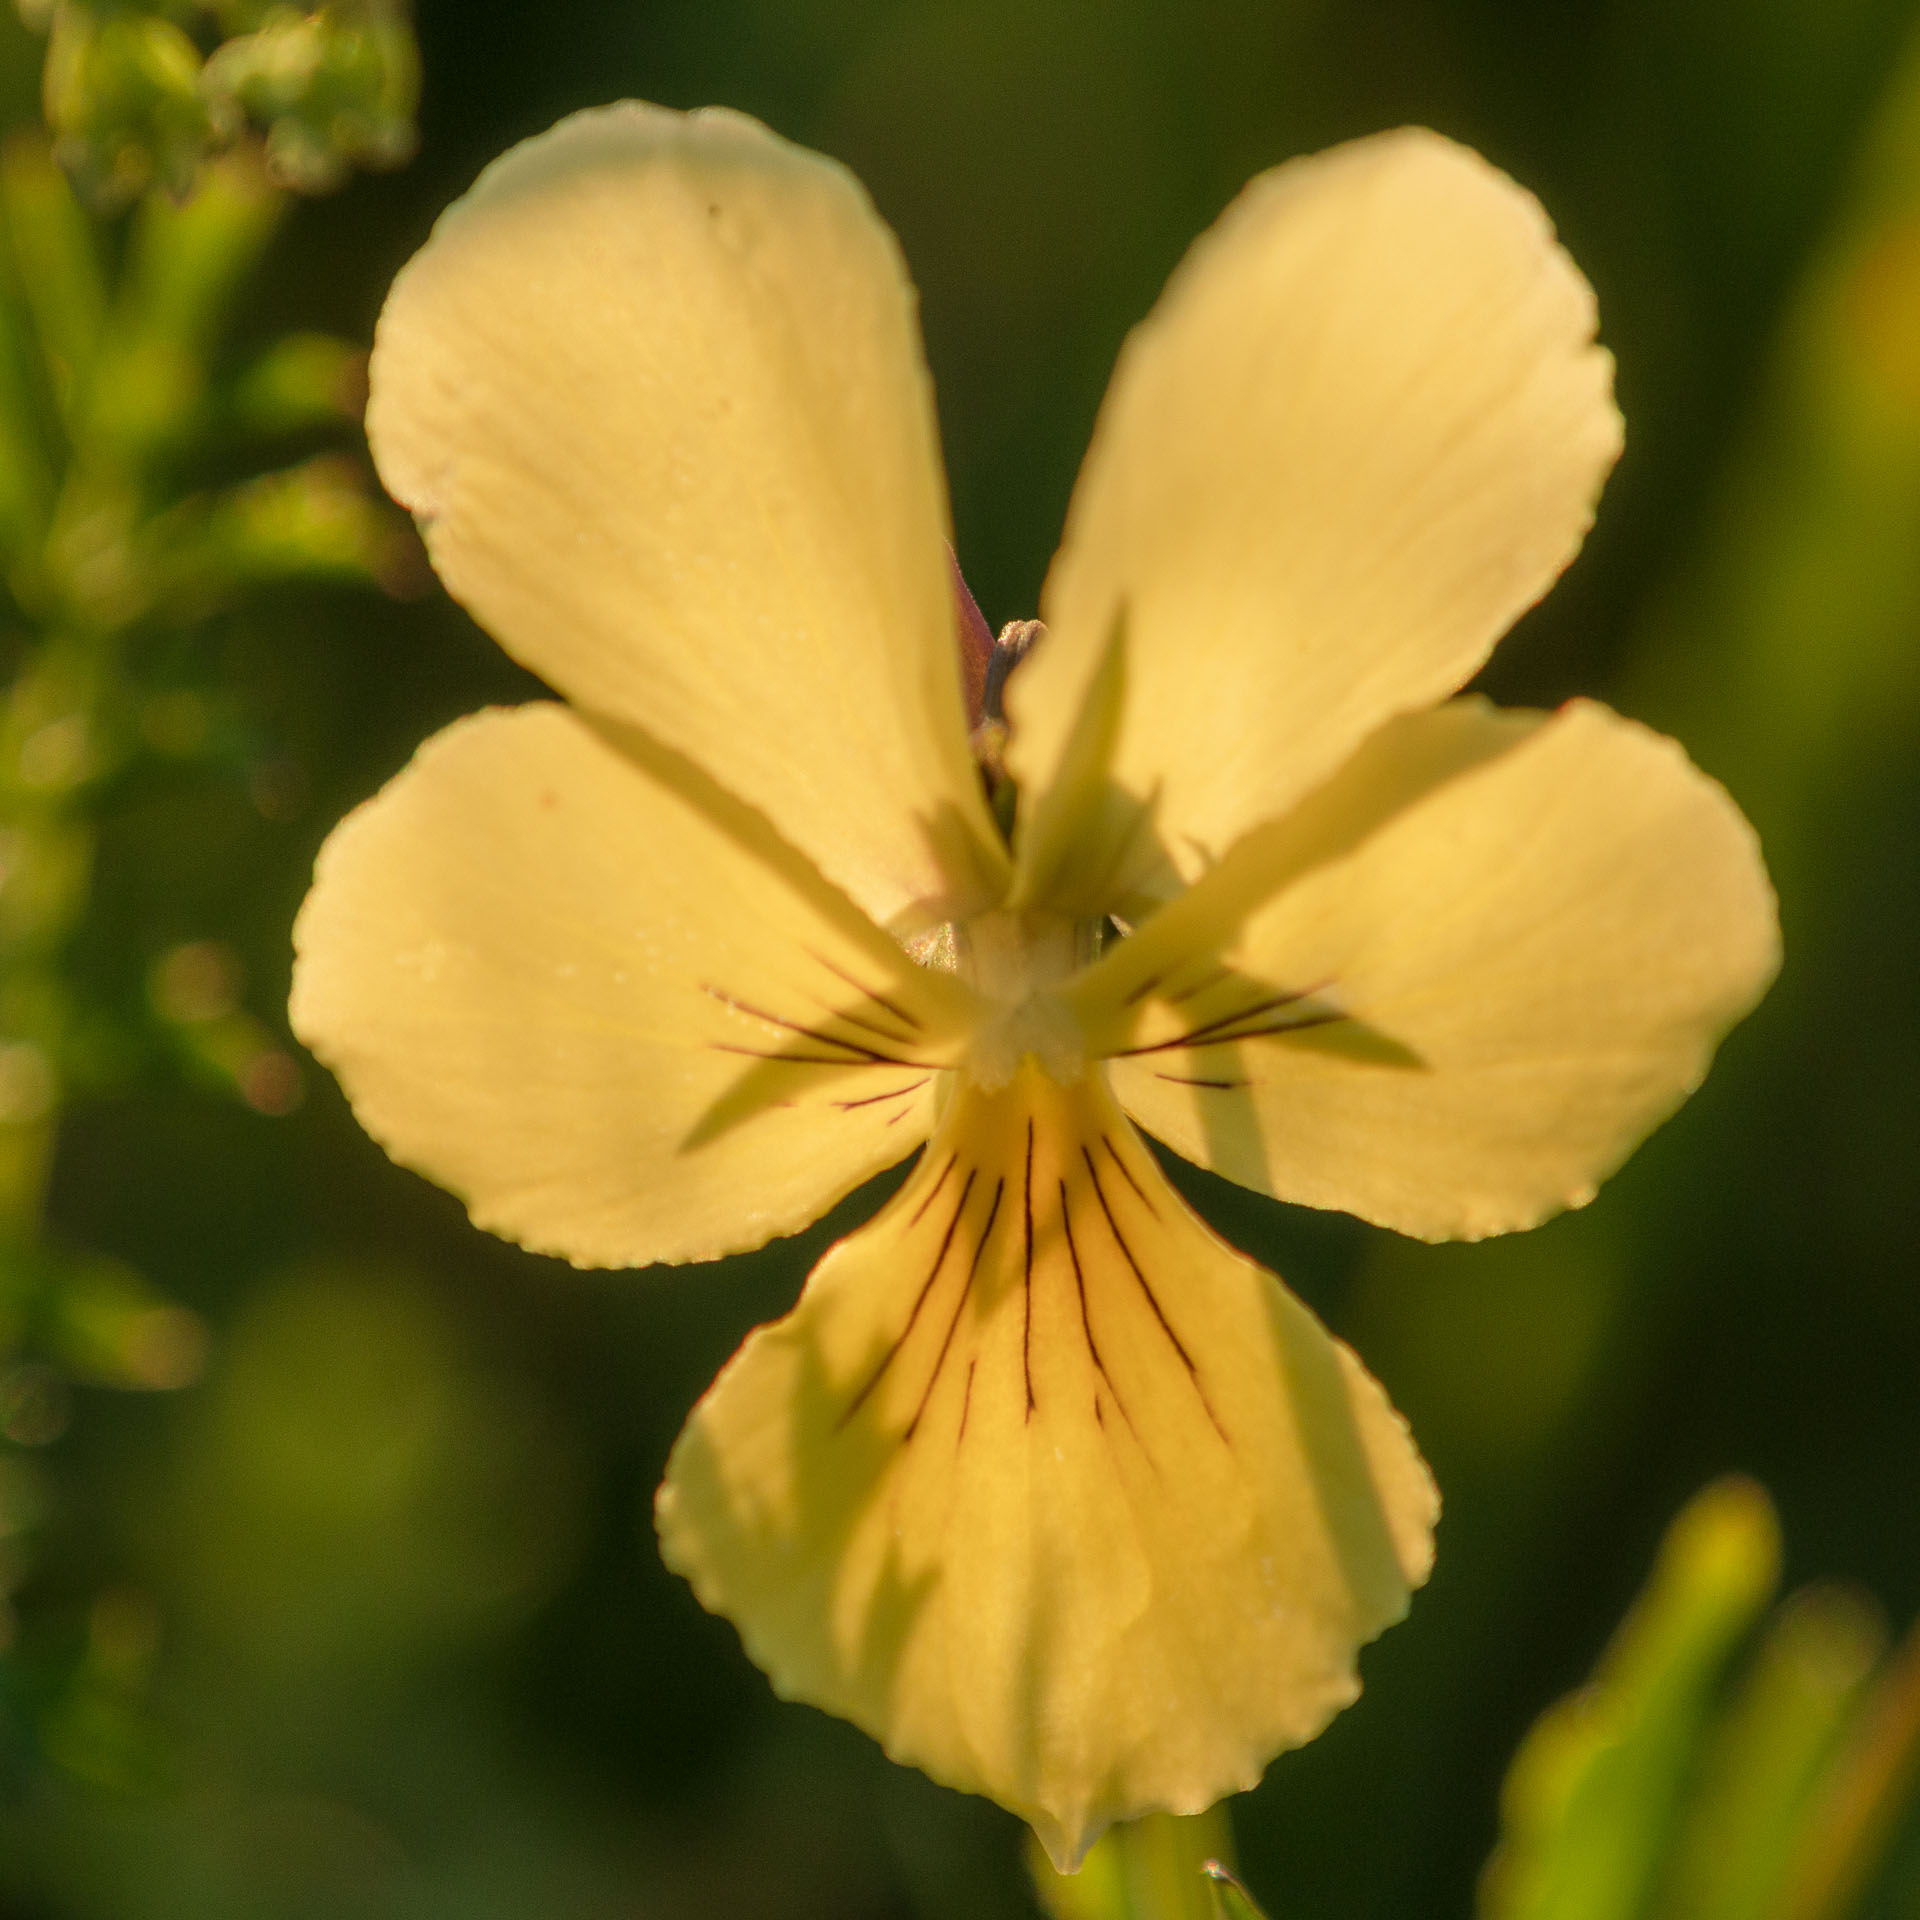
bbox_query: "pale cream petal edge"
[1010,128,1621,915]
[1073,699,1779,1241]
[369,102,1008,933]
[292,704,980,1268]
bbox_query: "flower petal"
[1007,128,1622,913]
[367,103,1008,932]
[655,1062,1436,1869]
[290,704,980,1268]
[1072,699,1779,1242]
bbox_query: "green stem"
[1030,1807,1249,1920]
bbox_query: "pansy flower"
[290,104,1778,1869]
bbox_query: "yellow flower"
[289,104,1778,1868]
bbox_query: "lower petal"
[655,1062,1436,1868]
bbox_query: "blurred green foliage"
[23,1,418,202]
[0,103,406,1417]
[0,2,420,1905]
[0,0,1914,1916]
[1484,1480,1920,1920]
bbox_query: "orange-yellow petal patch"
[656,1062,1436,1868]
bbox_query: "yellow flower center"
[912,906,1101,1091]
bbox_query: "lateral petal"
[291,704,978,1269]
[368,103,1008,932]
[656,1063,1435,1869]
[1007,128,1621,912]
[1074,700,1779,1242]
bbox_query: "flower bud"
[41,3,215,205]
[202,3,417,192]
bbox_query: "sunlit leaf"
[1481,1480,1920,1920]
[82,143,279,460]
[0,208,50,564]
[1774,1617,1920,1920]
[0,130,103,429]
[1480,1478,1781,1920]
[194,452,401,587]
[228,330,365,434]
[1660,1585,1884,1920]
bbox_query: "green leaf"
[1480,1478,1782,1920]
[1658,1585,1884,1920]
[0,130,105,432]
[0,206,53,569]
[192,452,400,588]
[228,330,365,434]
[82,144,281,465]
[1772,1617,1920,1920]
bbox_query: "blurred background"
[0,1,1918,1915]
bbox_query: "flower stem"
[1029,1806,1248,1920]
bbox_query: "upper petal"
[290,703,979,1268]
[656,1062,1435,1869]
[368,103,1008,933]
[1072,699,1780,1242]
[1007,128,1622,912]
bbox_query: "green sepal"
[1203,1861,1274,1920]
